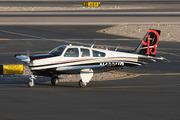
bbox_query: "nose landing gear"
[28,73,36,87]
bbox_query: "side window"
[92,50,105,57]
[80,48,90,57]
[64,48,79,57]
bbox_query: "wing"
[56,65,106,71]
[14,54,30,63]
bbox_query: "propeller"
[24,40,32,63]
[13,41,32,63]
[26,40,32,57]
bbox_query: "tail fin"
[132,29,161,57]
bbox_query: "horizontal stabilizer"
[138,56,169,63]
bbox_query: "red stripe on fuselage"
[51,58,93,64]
[33,57,52,61]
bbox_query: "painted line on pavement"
[0,38,139,41]
[158,51,180,57]
[0,29,45,39]
[1,12,180,15]
[92,84,180,90]
[0,22,180,25]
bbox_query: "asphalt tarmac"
[0,1,180,119]
[0,11,180,25]
[0,25,180,120]
[1,1,180,25]
[1,0,180,10]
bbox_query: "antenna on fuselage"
[91,41,96,48]
[115,44,120,51]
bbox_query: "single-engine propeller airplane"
[14,29,167,88]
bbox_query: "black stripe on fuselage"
[30,59,95,68]
[30,60,144,69]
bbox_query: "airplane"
[14,29,168,88]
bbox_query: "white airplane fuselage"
[14,29,167,88]
[29,45,143,76]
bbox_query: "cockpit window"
[48,46,66,56]
[64,48,79,57]
[92,50,105,57]
[80,48,90,57]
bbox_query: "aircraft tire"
[28,81,34,88]
[79,80,87,88]
[51,76,59,85]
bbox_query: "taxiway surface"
[1,0,180,10]
[0,11,180,25]
[0,1,180,119]
[1,1,180,24]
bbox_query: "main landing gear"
[78,69,93,88]
[79,80,87,88]
[51,76,59,86]
[51,76,88,88]
[28,69,94,88]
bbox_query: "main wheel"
[79,80,87,88]
[28,81,34,88]
[51,76,59,85]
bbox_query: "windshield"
[48,46,66,56]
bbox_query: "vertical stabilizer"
[132,29,161,57]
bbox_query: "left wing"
[14,54,30,63]
[56,65,106,71]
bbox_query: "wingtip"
[160,56,170,63]
[13,54,21,57]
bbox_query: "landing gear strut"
[79,69,94,88]
[51,76,59,85]
[79,80,87,88]
[28,73,36,87]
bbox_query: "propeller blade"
[26,40,32,57]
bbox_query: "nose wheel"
[28,73,36,88]
[79,80,87,88]
[28,80,35,87]
[51,76,59,85]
